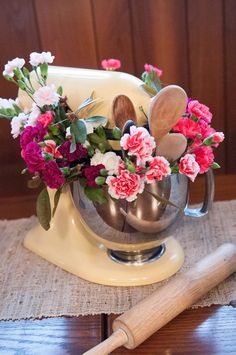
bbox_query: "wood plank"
[92,0,135,73]
[224,0,236,173]
[130,0,189,89]
[108,306,236,354]
[187,0,226,172]
[0,316,102,354]
[34,0,98,68]
[0,0,42,197]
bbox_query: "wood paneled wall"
[0,0,235,198]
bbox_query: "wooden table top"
[0,174,235,354]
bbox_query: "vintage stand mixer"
[21,66,214,286]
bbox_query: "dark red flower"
[58,141,87,162]
[42,160,65,189]
[83,164,105,187]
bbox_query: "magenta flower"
[144,63,162,77]
[101,58,121,71]
[58,141,87,162]
[20,123,46,149]
[23,141,45,173]
[83,164,105,187]
[42,160,65,189]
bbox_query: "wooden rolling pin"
[84,243,236,354]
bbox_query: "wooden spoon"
[112,95,137,130]
[148,85,188,143]
[156,133,187,161]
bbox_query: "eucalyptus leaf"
[71,120,87,144]
[57,86,63,96]
[140,84,156,97]
[36,188,51,230]
[70,141,77,153]
[84,187,107,204]
[53,188,62,216]
[145,189,181,210]
[85,116,108,126]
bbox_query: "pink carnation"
[37,111,53,128]
[145,156,171,183]
[173,117,201,140]
[211,132,224,144]
[198,119,215,140]
[106,170,144,202]
[144,63,162,77]
[191,146,214,174]
[188,100,212,123]
[179,154,200,182]
[83,164,105,187]
[42,160,65,189]
[23,141,45,173]
[101,58,121,71]
[43,140,62,158]
[120,126,156,166]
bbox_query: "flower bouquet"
[1,52,224,233]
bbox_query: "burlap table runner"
[0,200,235,321]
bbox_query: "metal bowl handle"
[184,169,215,218]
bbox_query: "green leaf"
[57,86,63,96]
[27,178,42,189]
[21,168,28,174]
[71,120,87,144]
[112,126,122,140]
[22,67,30,79]
[17,80,26,90]
[95,126,106,139]
[88,132,104,144]
[85,115,108,126]
[13,104,22,115]
[52,188,62,216]
[84,187,107,204]
[140,84,156,97]
[70,141,77,153]
[40,63,48,79]
[211,162,220,169]
[76,92,99,113]
[36,188,51,230]
[79,177,87,188]
[145,189,181,210]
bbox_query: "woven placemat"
[0,200,236,321]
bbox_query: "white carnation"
[102,152,121,175]
[90,150,104,166]
[27,103,41,126]
[3,57,25,77]
[33,84,59,107]
[29,51,55,67]
[91,150,120,175]
[11,113,28,138]
[0,98,19,110]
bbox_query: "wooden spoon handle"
[148,85,188,142]
[112,94,137,130]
